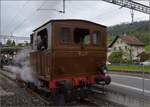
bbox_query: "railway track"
[0,68,126,106]
[0,69,50,106]
[77,91,126,107]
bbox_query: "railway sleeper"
[21,78,109,105]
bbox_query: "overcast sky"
[0,0,149,37]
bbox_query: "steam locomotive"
[30,19,111,103]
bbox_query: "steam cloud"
[7,48,39,85]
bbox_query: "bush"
[108,51,123,63]
[145,45,150,53]
[140,53,150,62]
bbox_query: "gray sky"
[0,0,149,37]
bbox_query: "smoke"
[7,48,39,86]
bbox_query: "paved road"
[94,74,150,107]
[110,74,150,95]
[95,74,150,107]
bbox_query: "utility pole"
[37,0,65,14]
[58,0,65,13]
[143,0,150,95]
[63,0,65,13]
[0,42,2,69]
[130,9,134,23]
[149,0,150,45]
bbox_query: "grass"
[107,65,150,72]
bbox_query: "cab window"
[73,28,90,45]
[37,28,48,51]
[60,27,71,44]
[93,31,101,45]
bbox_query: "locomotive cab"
[30,19,111,100]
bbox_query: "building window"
[73,28,90,45]
[60,27,71,44]
[119,46,122,50]
[125,46,127,50]
[93,31,101,45]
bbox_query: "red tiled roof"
[109,35,144,47]
[120,35,144,46]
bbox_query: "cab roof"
[33,19,107,32]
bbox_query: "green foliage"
[140,53,150,62]
[108,21,150,45]
[6,39,12,46]
[24,41,30,46]
[17,43,23,47]
[0,42,2,47]
[1,47,21,54]
[12,40,16,46]
[107,36,116,46]
[5,39,16,47]
[107,65,150,72]
[145,45,150,53]
[108,51,123,63]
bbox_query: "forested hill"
[108,20,150,45]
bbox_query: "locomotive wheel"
[105,75,111,85]
[75,87,90,101]
[52,80,76,105]
[17,81,28,89]
[74,81,90,101]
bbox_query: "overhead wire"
[4,0,149,36]
[134,16,148,21]
[91,1,129,21]
[12,0,64,36]
[92,7,123,21]
[5,0,30,34]
[94,0,149,24]
[12,0,48,35]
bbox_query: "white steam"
[8,48,38,85]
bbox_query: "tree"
[108,51,123,63]
[128,48,133,63]
[123,47,134,64]
[108,21,150,45]
[0,42,2,47]
[6,39,12,46]
[140,53,150,62]
[17,43,23,47]
[5,39,16,47]
[145,45,150,53]
[12,40,16,46]
[24,41,30,46]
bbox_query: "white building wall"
[108,38,144,61]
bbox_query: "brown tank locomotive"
[30,19,111,102]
